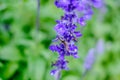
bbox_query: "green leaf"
[1,62,18,79]
[0,62,3,68]
[27,58,46,80]
[0,45,22,61]
[63,75,79,80]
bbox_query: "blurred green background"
[0,0,120,80]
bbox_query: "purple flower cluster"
[50,0,102,75]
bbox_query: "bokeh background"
[0,0,120,80]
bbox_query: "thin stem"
[55,70,61,80]
[80,70,88,80]
[35,0,40,43]
[36,0,40,31]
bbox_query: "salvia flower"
[50,0,102,76]
[84,48,95,70]
[96,39,105,54]
[82,39,105,79]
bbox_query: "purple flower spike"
[84,48,95,70]
[50,0,103,76]
[96,39,105,54]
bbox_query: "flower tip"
[50,72,54,76]
[50,70,56,76]
[74,55,79,58]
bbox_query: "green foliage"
[0,0,120,80]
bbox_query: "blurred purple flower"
[91,0,103,8]
[82,39,105,79]
[96,39,105,54]
[84,48,95,70]
[97,3,107,22]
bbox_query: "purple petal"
[74,31,82,37]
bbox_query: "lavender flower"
[84,48,95,70]
[49,0,102,76]
[82,39,105,79]
[96,39,105,54]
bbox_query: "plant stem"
[55,70,61,80]
[36,0,40,31]
[80,70,88,80]
[35,0,40,43]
